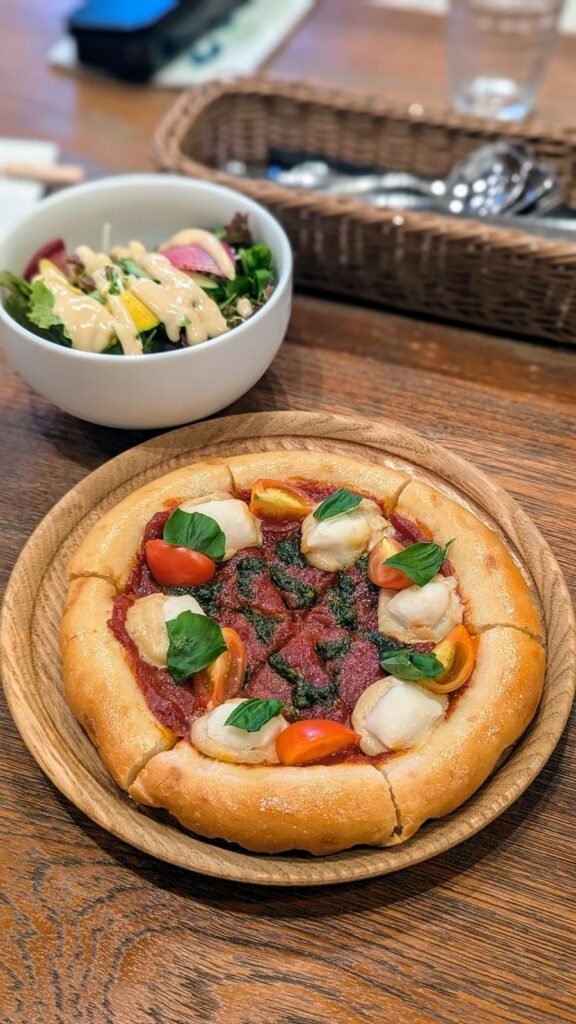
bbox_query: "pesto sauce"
[269,564,318,610]
[327,572,357,630]
[267,653,339,709]
[356,553,380,597]
[275,535,307,569]
[168,580,223,617]
[361,630,413,657]
[236,556,267,601]
[240,607,280,645]
[316,636,352,662]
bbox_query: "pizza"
[60,450,545,855]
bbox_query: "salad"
[0,214,275,356]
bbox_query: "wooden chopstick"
[1,162,86,186]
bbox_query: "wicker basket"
[151,77,576,345]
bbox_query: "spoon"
[224,142,562,218]
[505,162,561,215]
[441,143,533,216]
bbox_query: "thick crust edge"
[226,450,409,516]
[381,626,545,842]
[395,480,543,639]
[67,460,233,587]
[129,742,399,855]
[60,577,176,790]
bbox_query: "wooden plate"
[1,412,574,886]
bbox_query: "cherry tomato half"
[145,539,215,587]
[423,625,479,694]
[250,478,313,522]
[276,720,359,765]
[193,627,247,709]
[367,538,412,590]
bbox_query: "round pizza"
[60,450,545,855]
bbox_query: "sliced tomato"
[250,478,313,522]
[193,627,247,709]
[145,539,215,587]
[367,537,412,590]
[276,720,359,765]
[422,625,479,694]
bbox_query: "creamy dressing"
[75,245,142,355]
[159,228,236,280]
[37,234,238,354]
[114,241,228,346]
[106,294,143,355]
[39,266,115,353]
[236,297,253,319]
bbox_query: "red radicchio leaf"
[162,242,235,276]
[23,238,68,281]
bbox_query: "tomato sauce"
[108,595,202,736]
[108,480,463,764]
[124,508,173,597]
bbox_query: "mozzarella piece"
[352,677,447,754]
[162,594,205,623]
[378,575,463,642]
[300,498,386,571]
[190,698,289,764]
[389,580,450,628]
[365,680,446,751]
[179,491,262,560]
[125,593,205,668]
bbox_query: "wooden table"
[1,2,575,1023]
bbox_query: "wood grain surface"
[1,1,576,1022]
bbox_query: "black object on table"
[68,0,246,82]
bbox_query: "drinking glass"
[448,0,564,121]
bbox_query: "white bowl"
[0,175,292,429]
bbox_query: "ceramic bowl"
[0,174,292,429]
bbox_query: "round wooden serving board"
[1,411,574,886]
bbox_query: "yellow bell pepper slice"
[119,290,159,332]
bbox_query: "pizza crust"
[380,626,545,842]
[226,450,409,516]
[61,577,176,789]
[394,481,543,640]
[60,451,547,856]
[68,460,233,587]
[129,741,399,855]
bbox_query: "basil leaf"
[383,540,454,587]
[314,488,362,522]
[380,650,444,681]
[224,698,284,733]
[166,611,227,683]
[163,509,225,560]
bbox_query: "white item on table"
[0,140,59,240]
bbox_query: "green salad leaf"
[0,272,70,345]
[0,271,32,327]
[28,280,64,330]
[114,257,154,280]
[212,242,275,323]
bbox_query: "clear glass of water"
[448,0,564,120]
